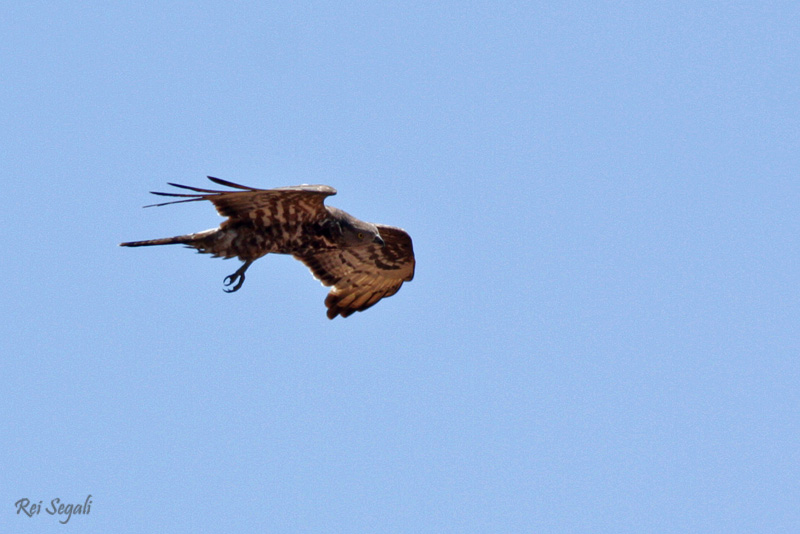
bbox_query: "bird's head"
[334,212,384,248]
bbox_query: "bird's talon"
[222,270,246,292]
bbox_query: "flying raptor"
[120,176,415,319]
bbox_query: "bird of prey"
[120,176,415,319]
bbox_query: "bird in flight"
[120,176,415,319]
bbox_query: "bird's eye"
[357,232,364,240]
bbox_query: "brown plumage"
[120,176,415,319]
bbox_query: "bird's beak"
[373,235,385,247]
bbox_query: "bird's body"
[120,177,415,319]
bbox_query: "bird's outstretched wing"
[146,176,336,223]
[296,225,415,319]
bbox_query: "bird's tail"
[119,236,189,247]
[119,229,217,248]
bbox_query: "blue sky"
[2,2,798,532]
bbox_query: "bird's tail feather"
[119,229,217,248]
[120,236,193,247]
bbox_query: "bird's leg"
[223,260,253,293]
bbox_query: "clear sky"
[2,2,798,532]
